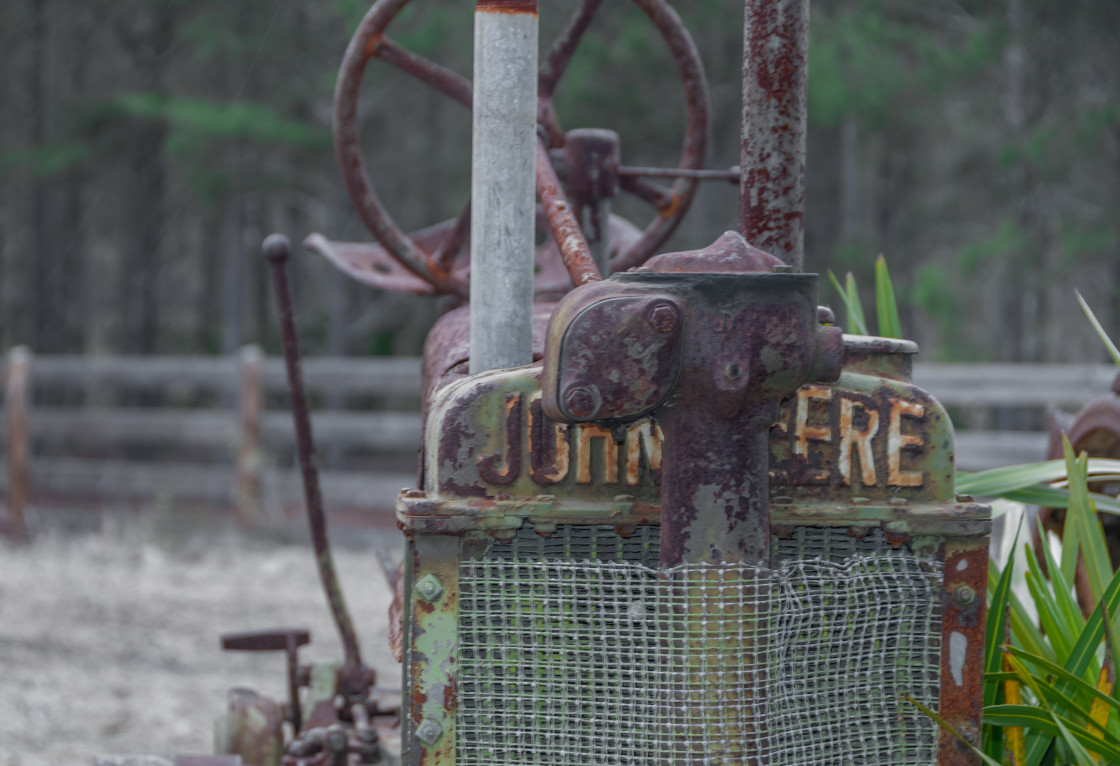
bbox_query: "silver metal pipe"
[469,0,540,374]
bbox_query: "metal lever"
[221,628,310,733]
[263,234,371,703]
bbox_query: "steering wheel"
[316,0,711,298]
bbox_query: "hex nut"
[564,385,599,419]
[646,301,680,334]
[415,718,444,746]
[954,584,976,607]
[416,574,444,603]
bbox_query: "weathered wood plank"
[914,363,1116,407]
[954,430,1049,472]
[7,457,414,511]
[20,409,421,451]
[15,355,424,397]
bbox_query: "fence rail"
[2,349,1115,535]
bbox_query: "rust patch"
[363,32,384,59]
[938,539,988,764]
[884,530,910,549]
[771,524,796,539]
[476,0,538,13]
[477,393,523,485]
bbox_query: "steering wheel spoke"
[619,175,678,214]
[327,0,710,298]
[431,198,472,273]
[539,0,605,100]
[375,37,472,108]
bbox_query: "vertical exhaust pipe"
[740,0,810,272]
[469,0,540,374]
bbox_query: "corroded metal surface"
[405,348,983,538]
[740,0,809,270]
[938,539,988,766]
[535,138,600,287]
[402,535,459,766]
[769,337,957,504]
[221,628,310,735]
[215,688,284,766]
[541,234,842,566]
[563,128,619,274]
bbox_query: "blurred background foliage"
[1,0,1117,363]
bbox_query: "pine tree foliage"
[0,0,1116,361]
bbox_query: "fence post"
[236,345,262,525]
[4,347,32,542]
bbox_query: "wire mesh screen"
[456,525,943,765]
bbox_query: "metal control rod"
[263,234,364,670]
[469,0,540,374]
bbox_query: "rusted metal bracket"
[542,231,843,566]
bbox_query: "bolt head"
[564,385,599,419]
[954,584,977,606]
[415,718,444,746]
[416,574,444,603]
[646,301,680,334]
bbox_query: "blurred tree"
[0,0,1116,367]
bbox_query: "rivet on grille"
[416,574,444,603]
[415,718,444,746]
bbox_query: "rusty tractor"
[205,1,991,765]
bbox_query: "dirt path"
[0,516,401,765]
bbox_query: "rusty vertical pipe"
[739,0,809,272]
[469,0,539,374]
[263,234,363,669]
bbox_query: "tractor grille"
[457,525,943,765]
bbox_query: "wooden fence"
[2,347,1116,535]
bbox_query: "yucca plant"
[914,438,1120,766]
[828,256,902,338]
[834,264,1120,763]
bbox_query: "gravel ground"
[0,511,402,766]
